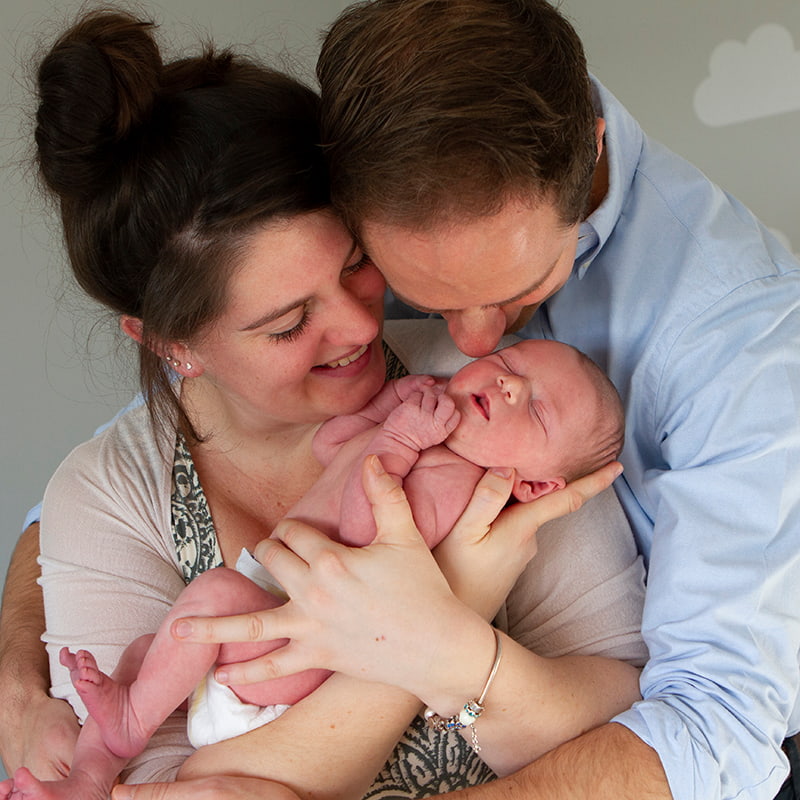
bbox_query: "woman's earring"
[185,362,192,371]
[165,355,182,368]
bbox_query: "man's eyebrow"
[389,257,560,314]
[240,241,360,331]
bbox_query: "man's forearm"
[0,523,49,698]
[445,723,671,800]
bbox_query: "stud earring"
[185,362,192,371]
[165,355,181,368]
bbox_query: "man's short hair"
[318,0,598,233]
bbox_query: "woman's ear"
[120,315,144,344]
[512,476,567,503]
[119,316,203,378]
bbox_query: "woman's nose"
[329,283,381,344]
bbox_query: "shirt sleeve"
[614,274,800,800]
[22,393,146,531]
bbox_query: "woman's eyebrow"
[240,298,310,332]
[240,242,359,332]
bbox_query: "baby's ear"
[512,476,567,503]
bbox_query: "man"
[310,1,800,797]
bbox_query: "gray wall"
[1,0,798,780]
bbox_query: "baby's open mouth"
[472,393,490,420]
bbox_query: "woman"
[1,8,644,799]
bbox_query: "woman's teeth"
[324,343,368,368]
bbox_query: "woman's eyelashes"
[268,305,312,343]
[267,255,371,344]
[342,252,373,277]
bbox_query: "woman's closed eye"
[341,252,373,278]
[268,305,312,343]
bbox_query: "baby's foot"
[60,648,147,759]
[1,767,106,800]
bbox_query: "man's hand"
[0,523,80,778]
[0,689,78,779]
[111,775,301,800]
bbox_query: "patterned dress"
[167,342,496,797]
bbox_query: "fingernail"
[112,787,132,799]
[369,454,386,475]
[173,620,193,640]
[491,467,513,479]
[613,462,624,478]
[215,668,230,684]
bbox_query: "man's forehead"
[360,203,575,311]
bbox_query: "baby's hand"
[392,373,438,402]
[383,388,460,451]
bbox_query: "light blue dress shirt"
[518,79,800,800]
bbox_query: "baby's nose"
[497,374,524,403]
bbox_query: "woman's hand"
[171,455,491,706]
[111,776,301,800]
[169,456,622,710]
[435,460,624,619]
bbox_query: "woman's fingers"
[171,603,293,647]
[434,461,623,619]
[264,517,340,566]
[361,454,428,546]
[214,643,314,687]
[514,460,624,531]
[446,466,516,545]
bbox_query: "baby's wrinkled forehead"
[495,338,577,369]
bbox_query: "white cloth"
[186,549,289,748]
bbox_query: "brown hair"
[317,0,598,233]
[34,9,328,441]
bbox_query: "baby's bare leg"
[69,568,289,759]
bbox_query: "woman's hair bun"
[35,10,163,199]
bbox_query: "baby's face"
[443,339,599,479]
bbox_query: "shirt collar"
[575,77,645,279]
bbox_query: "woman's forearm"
[450,632,641,775]
[178,674,422,800]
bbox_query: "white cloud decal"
[694,23,800,126]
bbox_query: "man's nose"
[445,307,507,358]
